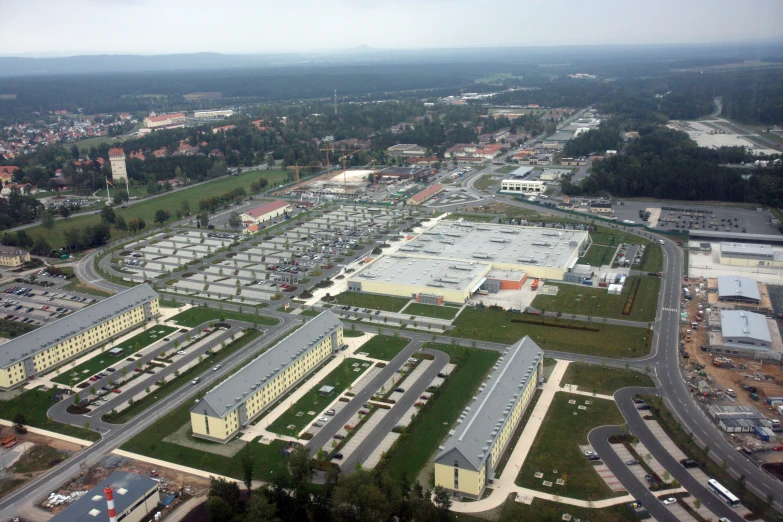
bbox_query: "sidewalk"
[561,384,616,401]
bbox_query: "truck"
[531,278,539,291]
[683,288,692,300]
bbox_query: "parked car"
[333,434,345,440]
[113,389,122,393]
[662,498,676,505]
[333,453,344,460]
[326,409,336,415]
[680,459,699,468]
[625,459,639,465]
[319,416,328,422]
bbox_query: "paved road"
[340,345,448,472]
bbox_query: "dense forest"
[563,126,783,206]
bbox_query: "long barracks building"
[0,285,159,390]
[190,310,343,443]
[434,336,543,498]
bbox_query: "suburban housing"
[0,284,159,390]
[434,336,543,498]
[190,310,343,443]
[240,200,291,226]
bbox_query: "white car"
[213,365,221,371]
[659,239,664,245]
[319,416,328,422]
[662,497,676,505]
[176,350,186,355]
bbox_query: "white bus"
[707,479,740,507]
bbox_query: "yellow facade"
[720,255,783,268]
[488,370,538,469]
[0,250,30,267]
[434,464,484,498]
[0,297,159,389]
[190,325,343,442]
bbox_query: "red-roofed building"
[407,183,443,206]
[252,119,266,130]
[474,144,503,159]
[152,148,167,158]
[239,200,291,225]
[130,150,146,161]
[242,223,261,235]
[0,166,20,183]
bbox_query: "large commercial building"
[193,109,234,119]
[108,148,127,181]
[434,336,543,498]
[240,200,291,225]
[407,184,443,205]
[709,310,783,361]
[500,179,546,195]
[719,242,783,268]
[0,246,30,268]
[347,221,588,303]
[0,285,159,389]
[708,276,772,316]
[190,310,343,443]
[386,144,427,159]
[142,112,186,129]
[49,471,160,522]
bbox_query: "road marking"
[663,307,678,312]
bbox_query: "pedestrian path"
[561,384,616,401]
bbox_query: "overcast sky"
[1,0,782,56]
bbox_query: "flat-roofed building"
[0,285,158,390]
[190,310,343,442]
[0,246,30,267]
[386,144,427,158]
[709,310,783,361]
[49,471,160,522]
[500,179,545,194]
[589,202,613,214]
[719,242,783,267]
[142,112,186,129]
[434,336,543,498]
[193,109,234,119]
[240,200,291,225]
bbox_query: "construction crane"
[284,163,320,190]
[336,149,363,195]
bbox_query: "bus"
[707,479,740,507]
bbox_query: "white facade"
[500,179,546,194]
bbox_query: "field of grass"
[473,175,501,191]
[356,335,410,360]
[169,307,278,327]
[516,393,624,500]
[453,307,651,358]
[0,388,100,441]
[267,357,371,437]
[0,318,38,338]
[76,135,124,152]
[378,343,498,482]
[52,325,176,386]
[332,292,410,313]
[121,400,289,481]
[26,169,287,249]
[561,363,654,395]
[531,276,659,322]
[12,444,67,473]
[60,279,115,297]
[641,242,663,272]
[103,329,261,424]
[577,244,615,266]
[402,302,459,320]
[490,497,640,522]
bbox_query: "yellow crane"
[285,163,321,190]
[336,148,363,195]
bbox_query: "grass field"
[267,357,371,437]
[402,302,459,320]
[0,388,100,441]
[76,135,125,152]
[26,169,287,249]
[60,280,115,297]
[577,244,615,266]
[332,292,410,313]
[516,393,624,499]
[453,307,651,358]
[356,335,410,360]
[52,325,177,386]
[531,276,659,322]
[169,307,278,327]
[121,400,289,481]
[491,497,640,522]
[103,329,261,424]
[473,175,501,191]
[379,343,498,483]
[561,363,654,395]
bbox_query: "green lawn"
[169,307,278,327]
[332,292,410,313]
[453,307,651,358]
[561,363,654,395]
[60,280,115,297]
[103,329,261,424]
[0,388,100,441]
[531,276,659,322]
[27,169,288,249]
[52,325,177,386]
[516,393,624,499]
[378,343,499,482]
[402,303,459,320]
[641,242,663,272]
[267,357,371,437]
[356,335,410,360]
[473,175,501,191]
[577,244,615,266]
[76,135,124,152]
[121,400,289,480]
[491,497,640,522]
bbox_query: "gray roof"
[351,255,490,293]
[687,229,783,245]
[0,246,28,257]
[0,284,158,369]
[720,242,775,258]
[510,166,534,178]
[717,276,761,302]
[49,471,158,522]
[720,310,771,343]
[192,310,342,418]
[435,336,543,471]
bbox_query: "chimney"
[104,486,117,522]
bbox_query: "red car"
[89,376,99,381]
[344,424,354,430]
[203,328,212,333]
[113,389,121,393]
[419,395,429,400]
[133,368,142,372]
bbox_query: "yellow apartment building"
[0,246,30,268]
[0,284,159,390]
[190,310,343,443]
[434,336,543,499]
